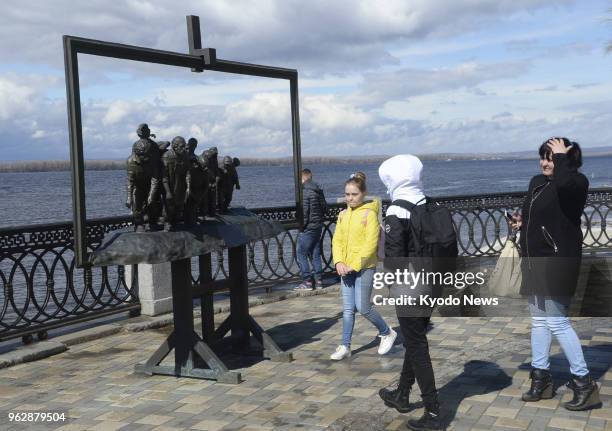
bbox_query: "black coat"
[519,154,588,297]
[384,213,435,317]
[384,215,417,258]
[302,180,327,231]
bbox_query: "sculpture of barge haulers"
[203,146,221,216]
[162,136,190,230]
[219,156,241,212]
[125,123,161,232]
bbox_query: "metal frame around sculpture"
[64,15,303,268]
[63,16,296,383]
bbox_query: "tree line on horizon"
[0,157,391,173]
[0,155,514,173]
[2,147,611,173]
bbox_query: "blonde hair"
[345,171,367,192]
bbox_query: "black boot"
[379,382,411,413]
[406,400,442,431]
[522,368,554,402]
[563,374,601,411]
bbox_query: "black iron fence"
[1,188,611,342]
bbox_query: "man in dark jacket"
[295,169,327,290]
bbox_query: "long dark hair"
[539,137,583,168]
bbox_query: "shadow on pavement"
[188,312,343,370]
[437,360,513,427]
[351,319,435,356]
[351,325,406,356]
[267,312,342,351]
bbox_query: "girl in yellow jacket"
[330,172,397,360]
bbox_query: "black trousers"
[398,316,438,405]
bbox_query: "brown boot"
[563,374,601,411]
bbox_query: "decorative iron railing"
[1,188,610,342]
[0,217,139,343]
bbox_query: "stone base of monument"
[91,208,293,383]
[125,262,173,316]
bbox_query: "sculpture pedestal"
[91,208,292,383]
[126,263,173,316]
[134,258,240,383]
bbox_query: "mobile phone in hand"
[505,211,514,221]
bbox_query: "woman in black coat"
[512,137,600,411]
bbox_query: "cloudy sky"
[1,0,611,161]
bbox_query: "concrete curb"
[0,283,341,369]
[0,341,67,369]
[54,324,122,346]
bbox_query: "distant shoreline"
[1,151,611,173]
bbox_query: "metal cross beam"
[64,15,303,267]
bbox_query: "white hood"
[378,154,425,219]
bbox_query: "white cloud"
[0,0,574,74]
[0,74,58,120]
[355,61,529,107]
[303,95,372,132]
[2,0,610,162]
[223,93,291,130]
[2,82,611,161]
[102,100,132,125]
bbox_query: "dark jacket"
[384,211,435,318]
[302,180,327,231]
[519,153,589,297]
[384,215,417,258]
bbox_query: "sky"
[0,0,611,161]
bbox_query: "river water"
[2,156,611,227]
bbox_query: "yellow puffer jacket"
[332,199,380,272]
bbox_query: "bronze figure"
[198,151,211,218]
[187,137,198,156]
[148,140,170,227]
[219,156,241,212]
[162,136,190,230]
[185,154,209,224]
[126,124,161,232]
[204,147,221,216]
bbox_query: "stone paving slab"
[0,288,609,431]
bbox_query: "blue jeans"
[529,295,589,376]
[341,268,390,347]
[296,227,323,281]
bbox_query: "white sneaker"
[378,328,397,355]
[330,345,351,360]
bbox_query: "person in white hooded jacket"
[377,155,442,431]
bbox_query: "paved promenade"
[0,286,610,431]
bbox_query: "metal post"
[171,258,194,374]
[63,36,87,266]
[228,246,250,351]
[199,254,215,342]
[290,76,303,228]
[186,15,204,72]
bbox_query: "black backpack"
[393,198,459,261]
